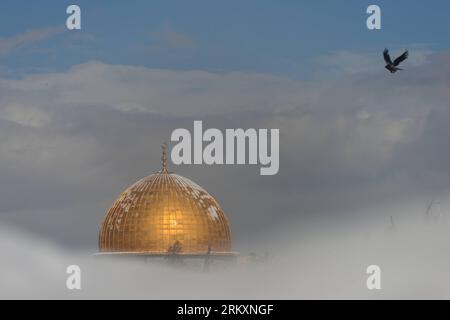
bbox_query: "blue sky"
[0,0,449,77]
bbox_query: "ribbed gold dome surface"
[98,153,233,255]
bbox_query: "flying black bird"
[383,49,409,73]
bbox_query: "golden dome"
[98,145,233,255]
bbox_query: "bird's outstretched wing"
[393,50,409,66]
[383,49,392,64]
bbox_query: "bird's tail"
[396,67,403,71]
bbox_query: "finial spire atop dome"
[161,142,169,173]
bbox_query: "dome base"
[96,251,239,259]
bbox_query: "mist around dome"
[2,200,450,299]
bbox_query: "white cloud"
[155,24,195,49]
[0,27,63,56]
[0,50,450,249]
[147,24,196,54]
[0,104,51,128]
[2,206,450,299]
[0,61,307,117]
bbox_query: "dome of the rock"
[98,145,234,256]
